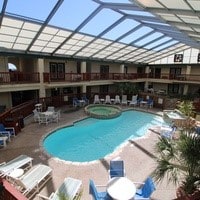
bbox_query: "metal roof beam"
[0,0,8,27]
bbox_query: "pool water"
[43,110,165,162]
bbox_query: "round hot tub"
[85,104,122,119]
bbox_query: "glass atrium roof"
[0,0,199,64]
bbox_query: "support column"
[81,61,86,73]
[120,64,124,73]
[81,61,87,94]
[183,85,188,95]
[38,58,46,98]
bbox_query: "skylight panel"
[23,22,41,32]
[33,40,48,47]
[2,18,23,28]
[120,26,153,44]
[6,0,57,21]
[80,8,122,36]
[103,19,140,40]
[0,42,13,49]
[37,33,54,41]
[159,0,190,9]
[13,43,28,50]
[49,0,98,30]
[0,35,16,42]
[145,37,172,49]
[19,30,37,38]
[16,37,32,44]
[154,40,179,51]
[134,32,163,47]
[0,26,20,36]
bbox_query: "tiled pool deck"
[0,106,177,200]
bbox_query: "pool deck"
[0,106,177,200]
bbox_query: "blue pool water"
[43,110,165,162]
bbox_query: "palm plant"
[153,131,200,196]
[177,100,194,117]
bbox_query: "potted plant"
[152,130,200,199]
[176,100,194,117]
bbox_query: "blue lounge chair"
[89,179,112,200]
[0,123,15,141]
[160,126,177,139]
[134,177,156,200]
[109,160,125,179]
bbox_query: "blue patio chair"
[89,179,112,200]
[0,123,15,141]
[109,160,125,179]
[147,99,154,108]
[134,177,156,200]
[73,97,80,107]
[82,95,89,105]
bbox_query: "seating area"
[33,106,61,125]
[90,159,156,200]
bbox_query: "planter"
[176,187,200,200]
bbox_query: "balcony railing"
[0,72,40,84]
[0,72,200,84]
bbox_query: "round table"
[107,177,136,200]
[9,168,24,178]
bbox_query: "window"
[174,54,183,62]
[168,84,179,94]
[49,62,65,80]
[197,53,200,62]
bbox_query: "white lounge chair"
[121,95,128,105]
[129,95,138,106]
[105,95,111,104]
[14,164,52,199]
[93,95,100,104]
[114,95,121,104]
[0,155,33,177]
[37,177,82,200]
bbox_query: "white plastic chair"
[129,95,138,106]
[114,95,121,104]
[105,95,111,104]
[93,95,100,104]
[121,95,128,105]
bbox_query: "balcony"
[0,72,199,84]
[0,72,40,84]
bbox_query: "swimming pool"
[43,110,165,162]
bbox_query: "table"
[79,100,85,106]
[9,168,24,178]
[107,177,136,200]
[140,100,147,107]
[100,98,105,104]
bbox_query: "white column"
[186,65,191,75]
[38,58,46,98]
[120,64,124,73]
[183,85,188,95]
[81,61,86,73]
